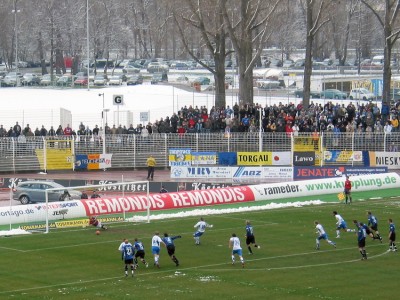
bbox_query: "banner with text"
[168,148,192,166]
[191,152,217,165]
[237,151,291,166]
[75,154,112,170]
[324,150,363,163]
[368,151,400,169]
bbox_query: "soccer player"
[388,219,397,252]
[151,231,166,268]
[245,220,261,254]
[89,216,107,230]
[314,221,336,250]
[229,233,245,268]
[121,239,136,277]
[367,211,383,242]
[193,217,213,245]
[118,238,127,260]
[344,175,352,204]
[333,211,355,238]
[356,222,368,260]
[353,220,376,241]
[162,233,182,266]
[133,238,149,268]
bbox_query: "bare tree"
[362,0,400,105]
[174,0,231,108]
[299,0,332,108]
[221,0,281,105]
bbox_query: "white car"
[108,75,122,86]
[349,88,375,100]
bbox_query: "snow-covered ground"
[0,74,376,132]
[0,200,324,236]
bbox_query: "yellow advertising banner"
[237,152,272,166]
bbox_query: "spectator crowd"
[0,100,399,139]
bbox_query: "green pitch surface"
[0,198,399,300]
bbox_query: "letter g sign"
[113,95,124,105]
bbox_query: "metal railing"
[0,132,398,173]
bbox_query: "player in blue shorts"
[333,211,355,238]
[193,217,213,245]
[151,231,166,268]
[315,221,336,250]
[229,233,244,268]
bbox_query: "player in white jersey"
[193,217,213,245]
[229,233,244,268]
[315,221,336,250]
[151,231,165,268]
[333,211,355,238]
[118,238,128,260]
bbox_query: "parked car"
[93,74,108,86]
[12,180,82,205]
[22,73,41,86]
[282,59,294,68]
[147,62,169,73]
[170,61,190,70]
[349,88,375,100]
[320,89,347,99]
[294,89,321,98]
[192,76,210,85]
[40,74,59,86]
[74,76,88,86]
[123,64,141,73]
[3,75,19,86]
[126,74,143,85]
[108,75,123,86]
[294,59,305,68]
[151,73,168,84]
[56,75,73,87]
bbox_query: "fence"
[0,132,398,173]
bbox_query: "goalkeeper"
[89,216,108,230]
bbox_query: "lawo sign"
[293,151,315,166]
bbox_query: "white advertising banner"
[1,173,399,226]
[371,152,400,169]
[171,166,232,179]
[171,166,293,180]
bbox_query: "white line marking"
[0,244,389,295]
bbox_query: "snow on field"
[0,200,324,236]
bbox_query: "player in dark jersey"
[133,238,149,268]
[356,222,367,260]
[367,211,383,242]
[245,220,261,254]
[162,233,182,266]
[122,240,135,277]
[388,219,397,252]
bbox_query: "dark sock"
[248,246,252,253]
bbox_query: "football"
[96,230,101,235]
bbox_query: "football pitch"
[0,198,398,300]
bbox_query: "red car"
[74,76,88,86]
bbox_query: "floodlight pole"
[99,93,106,155]
[86,0,90,91]
[12,1,20,72]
